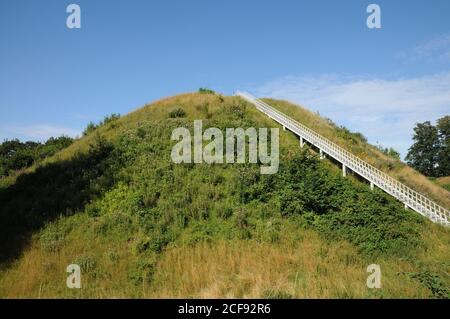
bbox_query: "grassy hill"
[434,176,450,192]
[0,92,449,298]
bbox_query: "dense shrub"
[0,136,73,177]
[168,108,186,118]
[236,150,423,257]
[337,126,367,144]
[198,88,215,94]
[404,271,450,299]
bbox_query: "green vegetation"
[433,176,450,192]
[83,113,121,136]
[403,271,450,299]
[375,145,401,160]
[336,125,368,144]
[406,116,450,177]
[0,93,448,298]
[261,98,450,209]
[238,151,423,256]
[198,88,216,94]
[168,108,186,118]
[0,136,73,177]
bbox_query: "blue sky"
[1,0,450,158]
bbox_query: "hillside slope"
[0,92,449,298]
[262,98,450,209]
[435,176,450,192]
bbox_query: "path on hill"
[236,91,449,227]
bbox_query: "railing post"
[319,149,324,160]
[342,164,346,177]
[300,137,304,148]
[370,182,374,191]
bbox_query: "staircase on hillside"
[236,91,450,227]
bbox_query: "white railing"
[236,91,450,226]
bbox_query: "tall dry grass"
[149,231,430,298]
[0,226,434,299]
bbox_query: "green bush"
[169,108,186,118]
[198,88,215,94]
[39,221,70,252]
[236,150,423,257]
[404,271,450,299]
[128,256,157,285]
[337,126,367,144]
[0,137,73,177]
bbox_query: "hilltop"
[0,91,449,298]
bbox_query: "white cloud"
[255,73,450,159]
[399,34,450,64]
[1,124,81,141]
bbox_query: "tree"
[406,121,440,176]
[0,136,74,177]
[0,139,37,176]
[436,116,450,176]
[40,136,74,158]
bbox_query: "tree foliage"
[198,88,215,94]
[406,116,449,177]
[436,116,450,176]
[0,136,73,177]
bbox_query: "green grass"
[0,92,448,298]
[432,176,450,192]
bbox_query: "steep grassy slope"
[0,92,449,298]
[262,98,450,209]
[435,176,450,192]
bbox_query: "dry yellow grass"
[149,231,430,298]
[0,226,433,299]
[436,176,450,188]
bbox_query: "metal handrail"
[236,90,449,226]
